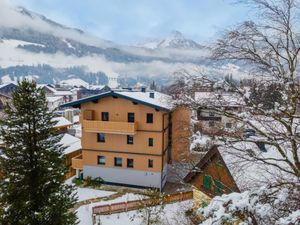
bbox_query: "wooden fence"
[92,191,193,223]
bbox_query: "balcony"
[72,154,83,169]
[82,119,138,135]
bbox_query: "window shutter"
[214,180,224,194]
[203,175,211,190]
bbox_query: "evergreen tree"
[0,80,77,225]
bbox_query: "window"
[102,112,109,121]
[127,135,134,144]
[97,156,106,165]
[128,112,135,123]
[114,157,122,167]
[214,180,224,194]
[127,158,134,168]
[148,138,154,147]
[203,175,211,190]
[146,113,153,123]
[97,133,105,142]
[148,159,153,168]
[208,121,215,127]
[197,109,202,120]
[226,123,232,128]
[209,112,215,117]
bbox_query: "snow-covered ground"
[76,193,145,225]
[95,200,192,225]
[65,177,116,202]
[76,187,116,202]
[66,177,192,225]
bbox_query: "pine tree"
[0,80,77,225]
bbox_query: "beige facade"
[72,94,171,189]
[66,91,192,189]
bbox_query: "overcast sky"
[12,0,250,44]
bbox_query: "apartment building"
[63,89,190,190]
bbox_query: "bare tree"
[129,189,165,225]
[171,0,300,224]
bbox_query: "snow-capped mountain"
[138,30,204,50]
[0,1,246,87]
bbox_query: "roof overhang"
[61,91,171,112]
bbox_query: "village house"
[184,141,288,210]
[62,89,191,190]
[194,91,244,135]
[39,84,77,103]
[0,93,12,119]
[53,116,73,133]
[46,96,64,111]
[53,116,82,179]
[59,133,82,179]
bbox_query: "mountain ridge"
[0,2,245,87]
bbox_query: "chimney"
[149,92,155,98]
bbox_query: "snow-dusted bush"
[190,131,213,152]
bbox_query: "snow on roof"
[52,117,72,128]
[218,142,293,191]
[62,90,174,111]
[40,85,73,96]
[88,85,106,90]
[53,90,73,96]
[115,91,174,110]
[194,91,244,107]
[0,82,17,89]
[46,96,64,102]
[59,78,89,88]
[59,133,81,155]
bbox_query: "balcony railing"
[72,154,83,169]
[82,119,138,135]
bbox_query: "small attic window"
[149,92,155,98]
